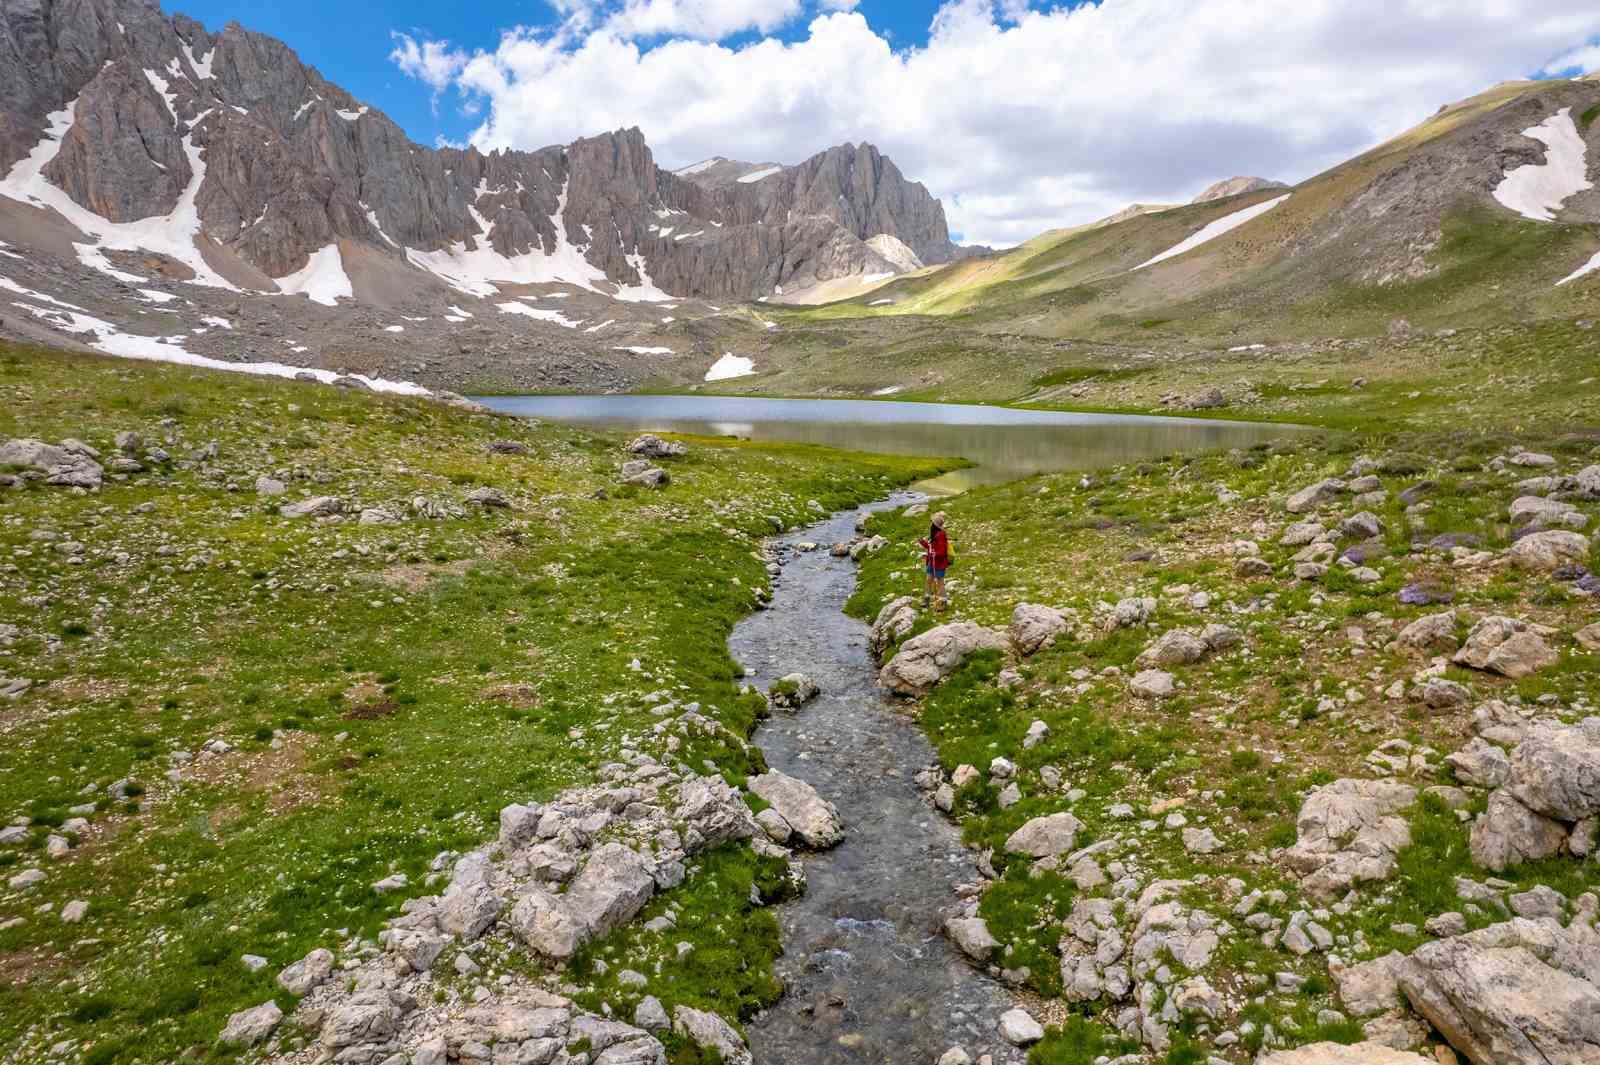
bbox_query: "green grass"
[0,342,950,1064]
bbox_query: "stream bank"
[733,495,1026,1065]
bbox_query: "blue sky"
[168,0,1600,246]
[172,0,945,150]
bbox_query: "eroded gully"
[733,495,1027,1065]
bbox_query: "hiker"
[919,511,952,611]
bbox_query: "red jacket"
[920,528,950,569]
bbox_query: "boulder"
[879,623,1007,696]
[998,1008,1044,1046]
[277,948,336,995]
[1397,611,1458,653]
[747,771,844,849]
[1136,629,1211,668]
[1342,511,1385,539]
[1287,478,1348,513]
[1332,951,1413,1018]
[1130,669,1176,699]
[673,1007,752,1065]
[1281,521,1327,546]
[1469,790,1569,872]
[869,596,919,655]
[620,460,668,488]
[510,844,656,961]
[280,495,342,518]
[1508,531,1589,572]
[627,435,686,459]
[1454,617,1558,679]
[768,673,819,710]
[1399,917,1600,1065]
[674,775,758,849]
[0,438,103,489]
[1111,596,1158,627]
[1283,779,1417,899]
[1505,720,1600,822]
[1009,603,1068,656]
[1510,496,1582,526]
[321,993,401,1049]
[1444,738,1511,789]
[255,475,287,496]
[1004,812,1083,858]
[219,1001,283,1047]
[465,486,511,508]
[945,916,1000,963]
[1258,1044,1431,1065]
[1578,623,1600,652]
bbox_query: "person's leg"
[935,573,948,610]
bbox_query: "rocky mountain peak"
[1192,176,1290,204]
[0,0,967,306]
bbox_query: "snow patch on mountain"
[737,167,782,184]
[404,179,668,303]
[274,244,353,306]
[1135,194,1290,271]
[705,353,755,381]
[0,98,240,290]
[1493,108,1592,222]
[497,302,580,328]
[10,299,425,394]
[1557,249,1600,286]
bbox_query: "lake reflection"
[474,394,1306,493]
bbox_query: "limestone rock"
[1508,530,1590,572]
[1287,478,1348,513]
[219,1001,283,1046]
[1258,1044,1432,1064]
[1130,669,1176,699]
[627,435,686,459]
[1398,611,1458,653]
[277,947,335,995]
[1445,738,1511,789]
[1010,603,1068,656]
[1505,721,1600,822]
[768,673,819,710]
[879,622,1007,696]
[1136,629,1210,669]
[1399,916,1600,1065]
[673,1006,753,1065]
[1283,778,1417,899]
[945,916,1000,963]
[1005,812,1083,858]
[280,495,342,519]
[747,771,843,849]
[1332,951,1413,1017]
[869,596,918,655]
[998,1008,1044,1046]
[1453,617,1557,679]
[1469,790,1568,872]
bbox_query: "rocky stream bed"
[737,495,1024,1065]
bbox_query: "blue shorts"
[926,565,946,579]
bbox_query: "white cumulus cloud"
[394,0,1600,247]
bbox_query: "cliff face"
[0,0,965,302]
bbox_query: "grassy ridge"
[0,342,950,1064]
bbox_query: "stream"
[732,494,1027,1065]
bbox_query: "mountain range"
[2,0,1598,397]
